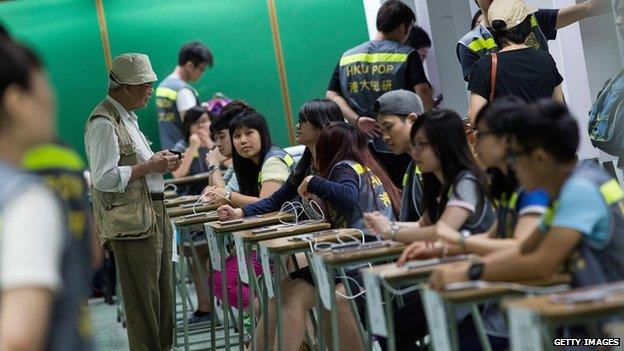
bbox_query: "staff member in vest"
[458,0,609,82]
[0,40,93,351]
[85,53,182,351]
[430,100,624,295]
[326,0,434,188]
[156,41,213,149]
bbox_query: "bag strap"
[490,52,498,102]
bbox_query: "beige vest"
[86,99,155,246]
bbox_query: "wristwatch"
[468,261,485,281]
[224,190,232,202]
[206,164,217,175]
[458,229,471,251]
[389,221,400,240]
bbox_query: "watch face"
[469,262,484,280]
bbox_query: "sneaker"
[187,310,211,324]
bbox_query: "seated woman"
[466,0,564,123]
[363,109,496,350]
[206,108,295,311]
[252,122,401,351]
[171,105,214,195]
[218,98,345,220]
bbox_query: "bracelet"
[389,221,400,241]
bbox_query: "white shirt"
[84,95,165,193]
[170,73,196,114]
[0,185,63,292]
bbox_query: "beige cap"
[110,53,157,85]
[488,0,536,31]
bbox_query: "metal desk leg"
[176,238,191,351]
[470,304,492,351]
[383,284,396,351]
[338,268,370,350]
[245,243,258,351]
[274,255,285,351]
[327,266,340,350]
[218,234,231,350]
[237,258,244,350]
[305,252,324,351]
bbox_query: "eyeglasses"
[507,148,532,163]
[412,141,431,152]
[475,129,497,140]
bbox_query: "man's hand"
[357,116,382,138]
[428,261,471,290]
[148,151,181,174]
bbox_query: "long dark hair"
[182,105,209,142]
[289,99,344,186]
[475,96,527,200]
[491,15,532,47]
[229,109,273,197]
[412,110,490,222]
[316,122,401,215]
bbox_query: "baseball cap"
[373,89,424,117]
[110,53,157,85]
[488,0,536,31]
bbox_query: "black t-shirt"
[468,48,563,102]
[327,51,430,93]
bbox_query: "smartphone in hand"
[168,150,183,159]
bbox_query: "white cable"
[335,275,367,299]
[164,183,178,193]
[191,192,209,214]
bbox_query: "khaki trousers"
[110,200,174,351]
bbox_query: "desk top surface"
[206,212,295,233]
[259,228,363,253]
[361,255,475,283]
[505,280,624,319]
[164,191,178,199]
[167,203,219,218]
[437,274,572,303]
[173,210,220,227]
[232,221,331,242]
[164,195,201,208]
[322,241,406,266]
[164,172,211,186]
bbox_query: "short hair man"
[85,53,182,350]
[156,41,213,149]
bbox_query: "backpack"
[588,70,624,157]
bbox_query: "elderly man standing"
[84,53,182,351]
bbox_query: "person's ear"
[1,84,24,123]
[406,112,418,125]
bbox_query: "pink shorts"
[211,250,267,309]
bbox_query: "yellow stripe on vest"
[600,179,624,205]
[350,163,366,175]
[339,53,409,66]
[22,144,85,171]
[155,87,178,100]
[530,15,538,27]
[467,38,497,52]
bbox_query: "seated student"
[206,108,295,311]
[373,89,425,222]
[218,98,344,220]
[363,109,496,350]
[430,101,624,322]
[203,108,294,208]
[255,122,401,351]
[205,101,252,193]
[171,105,214,195]
[467,0,565,123]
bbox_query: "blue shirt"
[517,188,549,215]
[540,177,610,247]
